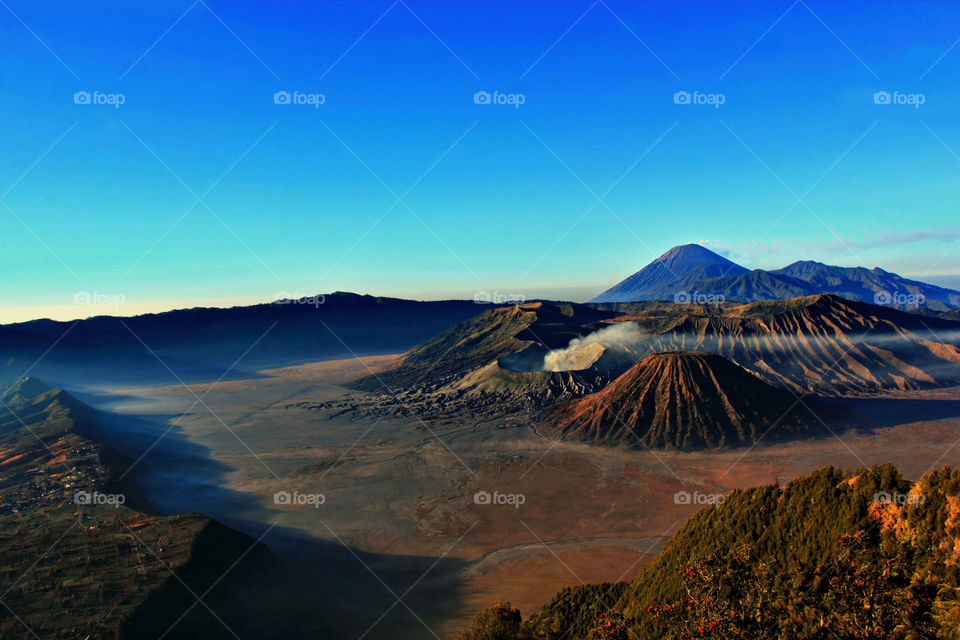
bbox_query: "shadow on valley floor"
[126,521,471,640]
[87,394,469,640]
[163,526,471,640]
[817,394,960,432]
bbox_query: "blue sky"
[1,0,959,321]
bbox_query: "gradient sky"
[1,0,959,322]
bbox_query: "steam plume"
[543,322,643,371]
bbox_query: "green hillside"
[456,464,960,640]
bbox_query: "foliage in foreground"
[453,464,960,639]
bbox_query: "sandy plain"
[78,355,960,639]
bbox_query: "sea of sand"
[76,355,960,639]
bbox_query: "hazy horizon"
[5,260,959,324]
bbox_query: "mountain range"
[591,243,960,310]
[0,293,498,386]
[3,245,957,388]
[358,294,960,401]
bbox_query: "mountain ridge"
[591,244,749,303]
[591,244,960,310]
[0,376,264,639]
[0,292,503,386]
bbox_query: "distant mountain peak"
[661,243,709,255]
[657,243,737,265]
[783,259,826,268]
[590,244,748,303]
[593,245,960,309]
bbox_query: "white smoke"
[539,322,960,375]
[543,322,643,371]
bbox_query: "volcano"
[591,244,960,309]
[357,293,960,399]
[351,301,619,392]
[551,351,805,449]
[590,244,750,303]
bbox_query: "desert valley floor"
[73,353,960,639]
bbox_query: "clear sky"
[1,0,959,322]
